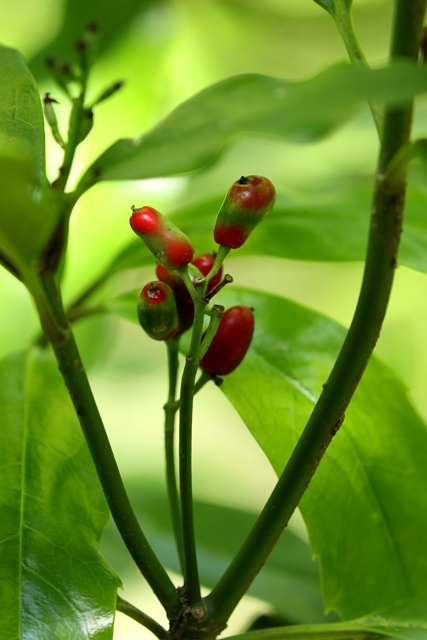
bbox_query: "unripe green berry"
[130,206,194,270]
[214,175,276,249]
[137,281,179,341]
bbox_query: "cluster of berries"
[129,175,275,376]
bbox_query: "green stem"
[198,305,224,361]
[205,0,426,625]
[333,4,382,137]
[53,94,85,191]
[165,337,185,573]
[205,245,230,285]
[116,595,167,639]
[30,270,180,619]
[179,297,206,606]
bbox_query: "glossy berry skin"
[200,306,254,376]
[130,206,194,270]
[137,281,179,341]
[175,296,195,333]
[214,175,276,249]
[156,253,224,302]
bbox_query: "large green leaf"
[0,349,120,639]
[101,488,335,625]
[199,288,427,621]
[0,154,57,276]
[0,47,56,278]
[85,61,427,181]
[0,46,45,182]
[226,595,427,640]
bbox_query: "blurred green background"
[3,0,427,637]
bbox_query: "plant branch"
[205,0,426,625]
[332,4,382,137]
[165,336,185,573]
[179,298,205,607]
[30,269,180,619]
[116,595,167,640]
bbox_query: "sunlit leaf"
[0,349,120,639]
[0,46,45,182]
[203,287,427,620]
[86,61,427,181]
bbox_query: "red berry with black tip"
[137,281,179,341]
[130,206,194,270]
[214,175,276,249]
[200,306,254,375]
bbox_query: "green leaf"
[225,595,427,640]
[0,154,58,276]
[205,288,427,620]
[0,46,45,183]
[87,61,427,181]
[101,488,335,625]
[0,349,120,639]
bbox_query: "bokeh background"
[2,0,427,637]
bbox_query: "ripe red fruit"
[214,175,276,249]
[200,306,254,376]
[130,206,194,270]
[137,281,179,341]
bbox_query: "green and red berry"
[214,175,276,249]
[130,205,194,270]
[137,281,179,341]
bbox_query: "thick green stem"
[205,0,426,625]
[179,298,205,606]
[165,337,185,573]
[31,270,180,619]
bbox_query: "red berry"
[130,205,194,270]
[214,175,276,249]
[200,306,254,375]
[192,253,223,292]
[130,206,161,236]
[175,296,195,333]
